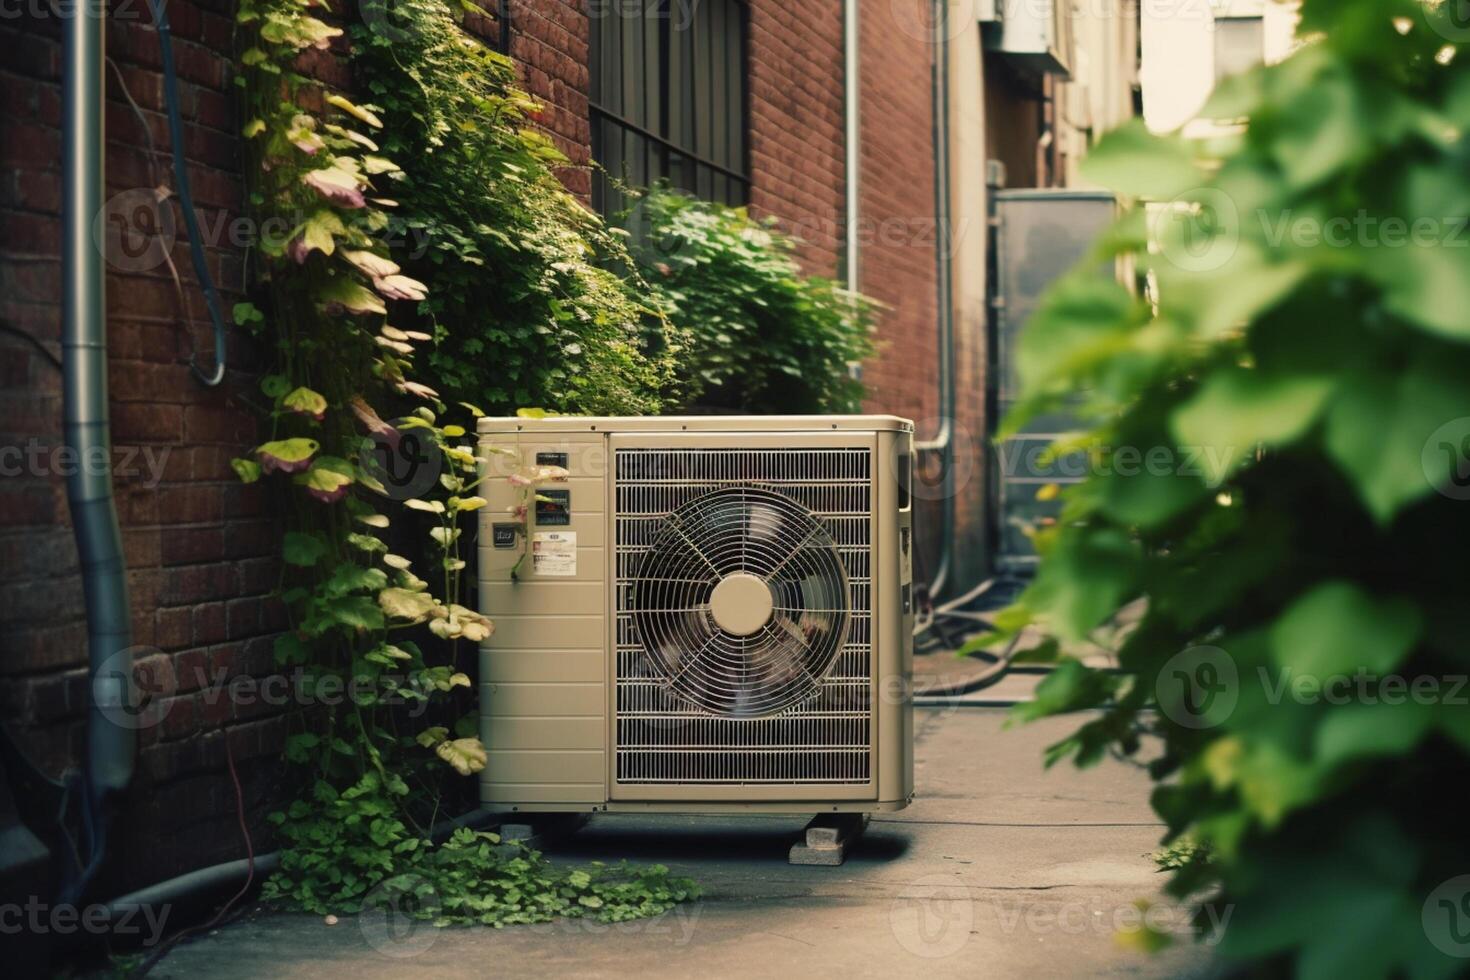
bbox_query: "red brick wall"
[0,0,963,895]
[466,0,595,198]
[1,1,287,892]
[855,0,939,430]
[745,2,847,276]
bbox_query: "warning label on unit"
[532,531,577,577]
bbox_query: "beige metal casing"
[477,416,914,814]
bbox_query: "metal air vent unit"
[476,416,915,814]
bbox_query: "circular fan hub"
[709,572,774,637]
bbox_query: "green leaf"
[1078,120,1202,199]
[259,374,291,398]
[283,531,328,567]
[326,93,385,129]
[346,532,387,554]
[1323,351,1466,523]
[281,386,328,421]
[1011,658,1113,724]
[294,456,355,504]
[378,587,438,621]
[256,437,319,474]
[1171,368,1335,479]
[1269,581,1422,678]
[233,301,264,325]
[434,737,487,776]
[316,276,387,316]
[415,726,448,748]
[299,209,347,258]
[1315,700,1434,768]
[1024,528,1139,642]
[326,595,385,632]
[230,457,262,484]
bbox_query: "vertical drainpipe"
[844,0,861,292]
[916,0,956,597]
[65,0,134,803]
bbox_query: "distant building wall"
[1140,0,1298,133]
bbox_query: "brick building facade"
[0,0,969,893]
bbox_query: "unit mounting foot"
[788,813,868,866]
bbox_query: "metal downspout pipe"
[65,0,135,806]
[917,0,957,597]
[844,0,861,291]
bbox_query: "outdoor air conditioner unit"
[476,416,915,818]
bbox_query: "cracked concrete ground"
[152,707,1221,979]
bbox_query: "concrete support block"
[789,813,869,866]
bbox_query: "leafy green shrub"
[235,0,696,924]
[264,788,698,925]
[351,0,676,415]
[977,2,1470,976]
[626,187,878,414]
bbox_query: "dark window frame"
[1213,14,1265,83]
[590,0,752,216]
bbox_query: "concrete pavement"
[152,708,1220,979]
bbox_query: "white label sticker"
[532,531,577,577]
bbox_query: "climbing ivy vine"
[231,0,695,920]
[349,0,679,415]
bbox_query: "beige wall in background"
[1141,0,1300,134]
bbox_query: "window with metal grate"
[590,0,751,217]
